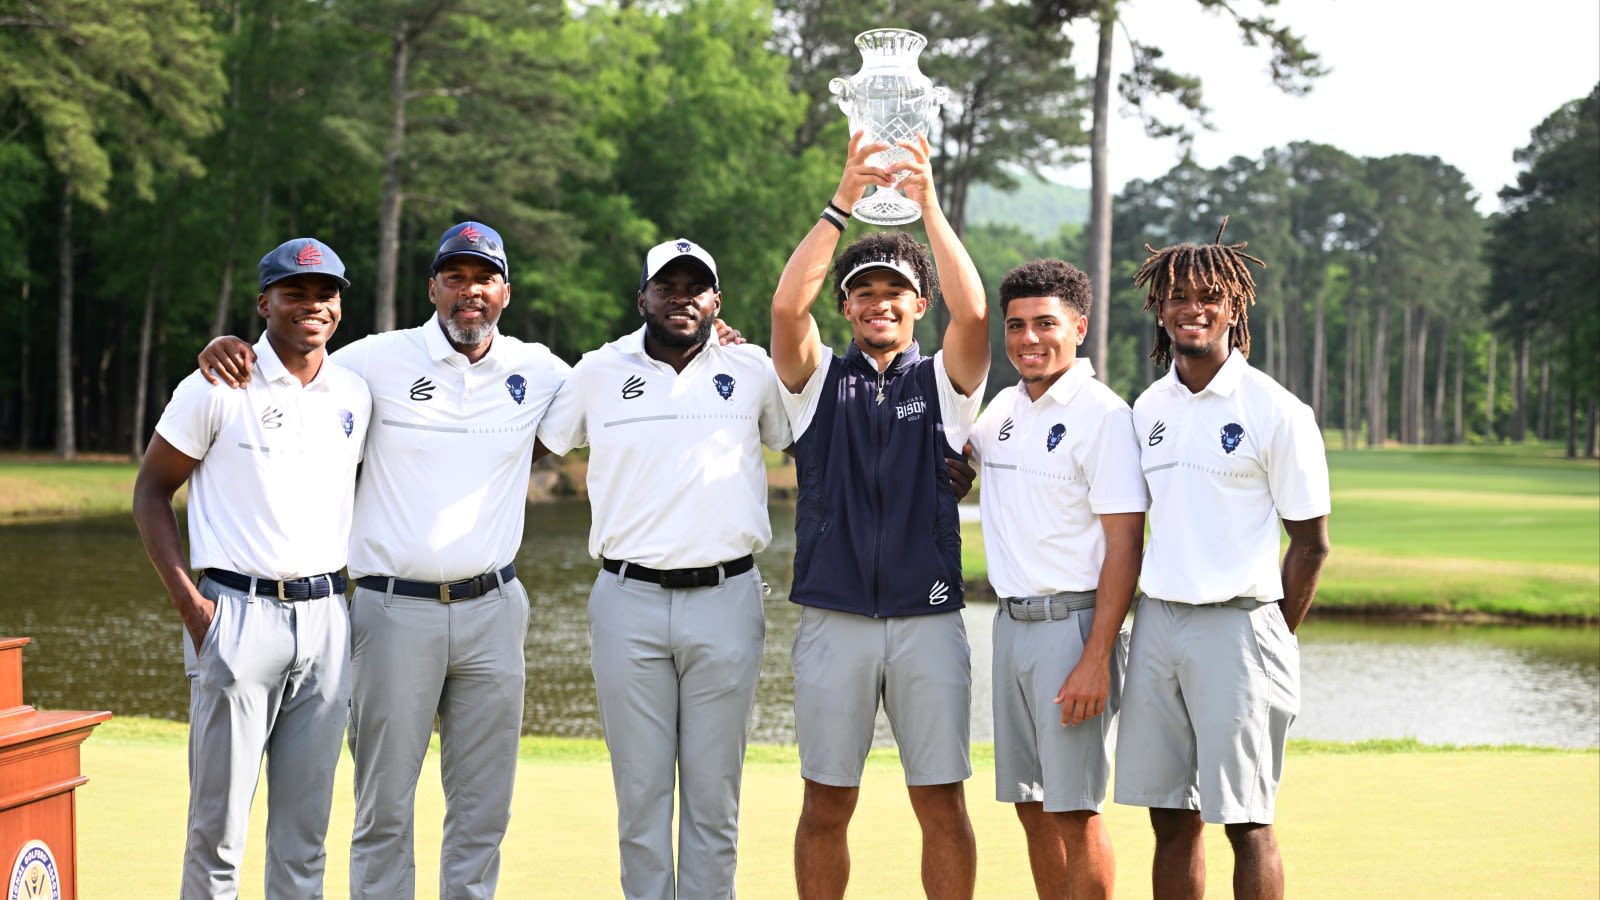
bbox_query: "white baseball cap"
[640,238,719,290]
[840,258,922,296]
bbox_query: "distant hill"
[967,175,1089,239]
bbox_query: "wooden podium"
[0,637,109,900]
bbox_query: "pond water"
[1,503,1595,748]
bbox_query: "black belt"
[602,555,754,589]
[355,563,516,604]
[202,568,346,601]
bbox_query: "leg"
[437,579,530,899]
[675,572,765,899]
[1225,823,1282,900]
[906,782,976,900]
[1150,808,1205,900]
[588,574,680,900]
[1012,803,1067,899]
[348,588,447,900]
[182,585,293,900]
[1055,810,1114,900]
[795,779,859,900]
[262,597,351,900]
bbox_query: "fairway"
[75,720,1598,898]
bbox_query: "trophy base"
[851,190,922,227]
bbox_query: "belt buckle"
[276,580,290,602]
[439,582,456,604]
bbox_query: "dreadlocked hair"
[830,231,939,311]
[1132,216,1266,369]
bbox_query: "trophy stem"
[851,187,923,227]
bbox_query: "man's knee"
[1149,807,1203,845]
[799,780,859,832]
[907,782,970,828]
[1224,822,1276,855]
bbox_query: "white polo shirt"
[155,335,371,580]
[1134,350,1330,604]
[537,327,791,569]
[333,314,570,582]
[968,360,1148,598]
[783,345,983,449]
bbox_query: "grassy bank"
[75,717,1597,898]
[963,443,1600,621]
[7,445,1597,619]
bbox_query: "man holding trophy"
[770,107,991,899]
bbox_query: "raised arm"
[771,132,894,393]
[892,134,989,396]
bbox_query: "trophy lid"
[852,28,928,57]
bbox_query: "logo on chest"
[260,407,283,429]
[621,375,645,400]
[338,410,354,437]
[506,374,527,405]
[1045,423,1065,453]
[895,396,927,421]
[1220,422,1246,454]
[997,417,1013,441]
[410,377,436,402]
[1148,421,1166,446]
[713,373,735,400]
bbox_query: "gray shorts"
[992,606,1129,813]
[1113,595,1300,825]
[791,606,972,787]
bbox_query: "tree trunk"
[1587,396,1597,458]
[1511,333,1529,442]
[1452,330,1465,444]
[1311,280,1327,427]
[1565,387,1577,458]
[55,181,75,460]
[1483,334,1497,441]
[1084,4,1114,383]
[17,221,30,450]
[132,216,171,461]
[1430,319,1449,444]
[1537,353,1551,440]
[1366,301,1388,447]
[1398,304,1416,443]
[1342,298,1359,450]
[210,202,243,338]
[1411,306,1428,444]
[374,21,411,335]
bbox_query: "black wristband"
[826,201,852,220]
[819,208,847,233]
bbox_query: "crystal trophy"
[828,28,950,226]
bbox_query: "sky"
[1054,0,1600,212]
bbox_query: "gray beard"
[444,319,492,347]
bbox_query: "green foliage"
[0,0,226,209]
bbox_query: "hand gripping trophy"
[828,28,949,226]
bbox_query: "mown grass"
[76,717,1598,899]
[962,443,1600,620]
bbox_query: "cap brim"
[433,250,507,276]
[262,271,351,291]
[841,260,921,295]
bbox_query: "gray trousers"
[346,576,529,900]
[588,566,766,900]
[183,575,350,900]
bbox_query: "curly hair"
[999,258,1092,318]
[830,231,939,311]
[1132,216,1265,369]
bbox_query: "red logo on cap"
[296,243,323,266]
[459,225,482,244]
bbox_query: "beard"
[645,314,713,349]
[443,305,496,347]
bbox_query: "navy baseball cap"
[640,238,719,291]
[257,238,350,292]
[432,221,508,279]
